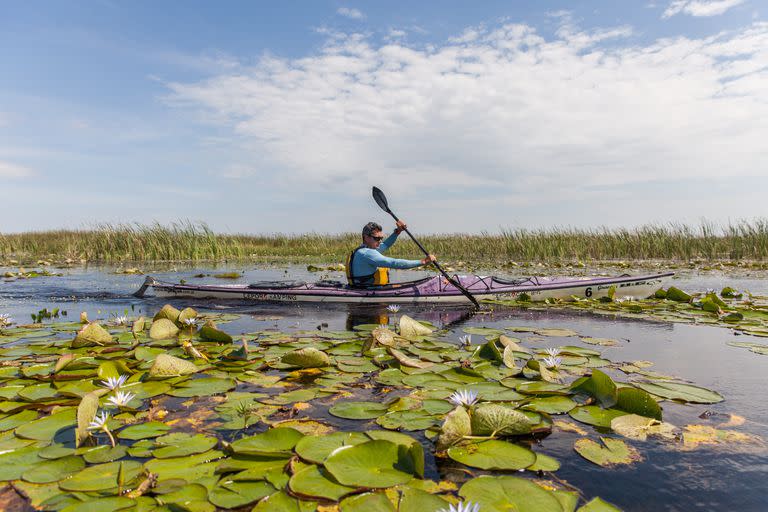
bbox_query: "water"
[1,264,767,511]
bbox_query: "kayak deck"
[135,272,674,304]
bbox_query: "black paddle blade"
[372,186,390,212]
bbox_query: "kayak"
[134,272,674,304]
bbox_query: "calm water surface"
[1,264,767,511]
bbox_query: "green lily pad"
[252,491,317,512]
[615,387,662,420]
[632,381,724,404]
[59,460,143,491]
[76,391,100,447]
[148,353,198,378]
[117,421,171,440]
[59,496,136,512]
[521,396,578,414]
[470,403,533,436]
[329,401,389,420]
[289,464,357,500]
[208,480,276,508]
[437,406,472,450]
[0,409,38,432]
[459,475,564,512]
[339,492,395,512]
[281,348,331,368]
[295,432,369,464]
[230,427,305,456]
[154,304,181,323]
[399,316,434,337]
[200,322,233,343]
[149,318,180,340]
[569,406,628,428]
[527,452,561,472]
[0,445,44,480]
[15,408,76,441]
[81,444,128,464]
[574,437,641,467]
[376,410,437,431]
[167,376,235,397]
[577,497,622,511]
[398,487,449,512]
[571,369,618,408]
[21,455,85,483]
[72,323,114,348]
[324,440,415,488]
[448,440,536,470]
[152,433,218,458]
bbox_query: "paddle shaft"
[384,210,480,308]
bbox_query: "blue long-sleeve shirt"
[350,232,422,280]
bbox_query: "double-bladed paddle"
[372,186,480,308]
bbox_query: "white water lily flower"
[458,334,472,347]
[183,318,198,327]
[387,305,401,313]
[101,374,128,390]
[545,347,561,357]
[543,356,562,369]
[448,389,479,407]
[88,411,110,430]
[107,391,136,407]
[113,315,128,326]
[0,314,13,327]
[438,502,481,512]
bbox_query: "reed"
[2,220,768,264]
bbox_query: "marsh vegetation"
[2,220,768,265]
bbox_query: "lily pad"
[76,391,100,447]
[149,353,198,378]
[149,318,180,340]
[72,323,114,348]
[117,421,171,440]
[152,432,218,458]
[230,427,305,456]
[459,475,564,512]
[209,481,276,508]
[574,437,641,467]
[437,406,472,450]
[470,403,533,436]
[324,440,415,488]
[633,381,724,404]
[571,370,618,408]
[289,464,357,500]
[59,460,143,491]
[615,387,662,420]
[399,316,434,337]
[200,322,233,343]
[448,439,536,470]
[281,348,331,368]
[569,406,628,428]
[329,401,390,420]
[610,414,677,441]
[577,497,623,511]
[295,432,369,464]
[15,408,76,441]
[20,455,84,484]
[339,492,395,512]
[167,376,235,397]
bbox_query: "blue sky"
[1,0,766,234]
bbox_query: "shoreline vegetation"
[2,220,768,266]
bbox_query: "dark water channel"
[1,265,767,511]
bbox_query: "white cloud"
[165,21,768,201]
[0,161,33,177]
[663,0,744,18]
[337,7,365,20]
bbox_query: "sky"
[1,0,766,234]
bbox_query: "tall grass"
[1,220,768,263]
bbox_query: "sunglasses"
[369,235,384,242]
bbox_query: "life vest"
[346,247,390,286]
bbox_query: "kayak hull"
[137,272,674,304]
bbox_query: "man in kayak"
[346,221,436,287]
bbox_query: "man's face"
[364,230,384,248]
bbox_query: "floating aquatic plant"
[87,411,116,447]
[545,347,561,357]
[387,304,401,313]
[542,356,562,369]
[438,502,481,512]
[0,313,14,327]
[101,374,128,391]
[449,389,479,408]
[107,390,136,408]
[459,334,472,347]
